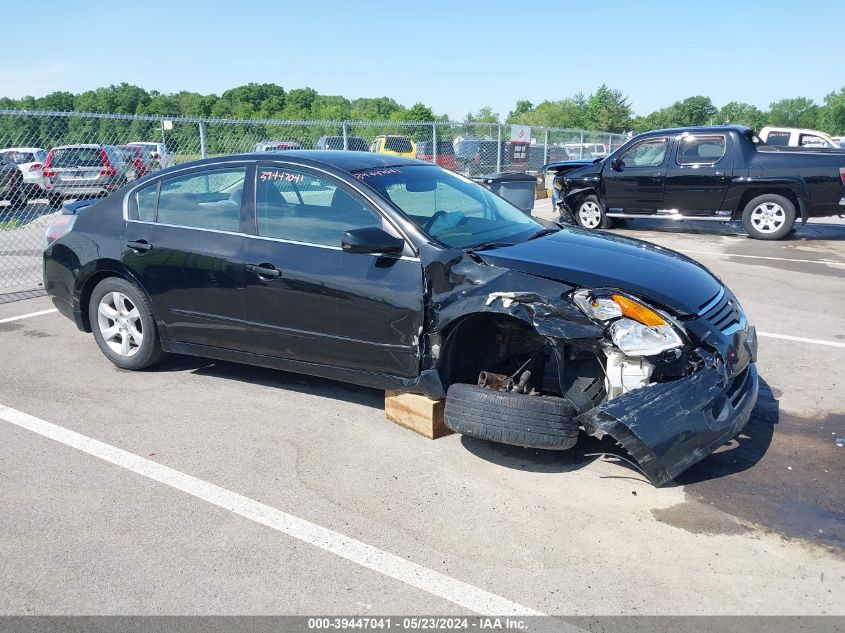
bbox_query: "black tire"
[741,193,796,240]
[9,187,27,210]
[48,194,63,209]
[445,383,580,450]
[574,194,613,230]
[88,277,167,370]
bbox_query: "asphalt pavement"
[0,205,843,616]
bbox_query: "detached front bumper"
[577,357,759,486]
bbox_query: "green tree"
[584,84,632,133]
[767,97,820,128]
[506,100,534,123]
[718,101,766,129]
[820,88,845,135]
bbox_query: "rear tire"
[741,194,795,240]
[575,194,613,229]
[88,277,167,370]
[444,383,580,450]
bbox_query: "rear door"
[663,133,732,215]
[122,164,251,350]
[602,136,670,213]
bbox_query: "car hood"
[477,227,722,316]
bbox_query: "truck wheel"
[742,194,795,240]
[575,195,612,230]
[444,383,580,450]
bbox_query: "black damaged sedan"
[43,152,758,485]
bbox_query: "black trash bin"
[475,172,537,214]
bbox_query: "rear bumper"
[48,185,110,197]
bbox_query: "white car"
[125,142,173,168]
[833,136,845,149]
[0,147,48,195]
[759,127,841,149]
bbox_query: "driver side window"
[621,138,668,168]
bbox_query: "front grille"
[698,287,742,334]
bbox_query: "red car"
[416,141,457,171]
[117,144,156,179]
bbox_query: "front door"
[122,164,250,349]
[602,136,670,213]
[241,164,424,376]
[663,133,732,215]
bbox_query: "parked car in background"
[834,136,845,148]
[556,125,845,240]
[453,138,504,175]
[369,135,416,158]
[314,136,369,151]
[125,142,172,168]
[0,147,48,196]
[0,153,27,208]
[563,143,608,158]
[117,144,156,179]
[759,127,840,149]
[254,140,304,152]
[43,144,132,207]
[415,141,457,170]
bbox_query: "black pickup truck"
[553,125,845,239]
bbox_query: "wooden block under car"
[384,391,453,440]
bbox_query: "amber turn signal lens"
[610,294,667,327]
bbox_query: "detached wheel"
[88,278,166,370]
[575,194,612,229]
[445,383,579,450]
[742,194,795,240]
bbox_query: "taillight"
[98,149,117,176]
[29,163,42,172]
[840,167,845,186]
[45,213,77,246]
[43,150,55,177]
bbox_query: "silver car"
[44,144,132,207]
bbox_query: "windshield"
[354,165,542,249]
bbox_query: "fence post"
[496,124,502,172]
[579,131,584,158]
[198,122,207,159]
[431,121,437,166]
[608,132,612,155]
[342,121,348,150]
[543,129,548,165]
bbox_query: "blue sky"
[2,0,841,118]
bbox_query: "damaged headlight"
[573,290,685,356]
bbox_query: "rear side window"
[676,135,726,164]
[385,137,412,153]
[50,147,103,167]
[155,167,246,232]
[134,184,157,222]
[765,131,790,146]
[255,166,381,246]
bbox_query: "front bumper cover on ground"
[577,362,759,486]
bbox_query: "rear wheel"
[575,194,612,229]
[88,277,166,370]
[741,194,795,240]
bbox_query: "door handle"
[651,172,663,181]
[715,171,727,179]
[125,239,153,252]
[248,263,281,280]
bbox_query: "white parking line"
[758,332,845,349]
[0,403,545,617]
[679,250,845,267]
[0,308,58,324]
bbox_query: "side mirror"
[341,227,405,255]
[610,158,623,171]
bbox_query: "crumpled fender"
[576,362,759,486]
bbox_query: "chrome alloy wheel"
[97,291,143,357]
[578,200,602,228]
[749,202,786,234]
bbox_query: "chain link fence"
[0,109,628,296]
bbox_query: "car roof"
[53,144,106,149]
[2,147,44,152]
[152,150,428,175]
[641,124,751,136]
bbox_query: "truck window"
[798,134,831,148]
[765,131,790,146]
[677,135,726,164]
[620,138,668,167]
